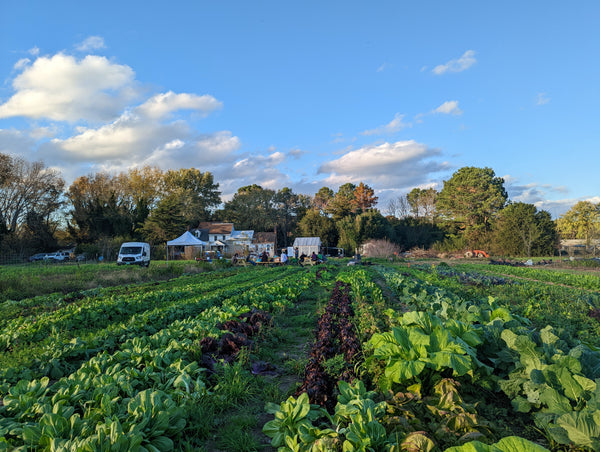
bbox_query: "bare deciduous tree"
[0,154,64,233]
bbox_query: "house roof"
[196,222,234,234]
[293,237,321,247]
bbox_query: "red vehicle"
[464,249,489,258]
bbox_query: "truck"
[117,242,151,267]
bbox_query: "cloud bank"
[0,53,138,122]
[318,140,450,190]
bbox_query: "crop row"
[0,266,317,450]
[0,268,300,385]
[405,263,600,347]
[265,264,600,451]
[0,267,280,348]
[457,263,600,292]
[0,266,245,324]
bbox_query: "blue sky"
[1,1,598,217]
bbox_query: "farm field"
[1,260,600,451]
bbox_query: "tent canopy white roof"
[167,231,207,246]
[293,237,321,247]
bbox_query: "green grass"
[0,260,227,302]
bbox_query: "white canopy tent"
[166,231,207,263]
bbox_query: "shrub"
[361,239,401,258]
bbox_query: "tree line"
[1,152,598,261]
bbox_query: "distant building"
[253,232,276,257]
[293,237,322,257]
[560,239,600,256]
[193,222,272,257]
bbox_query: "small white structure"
[293,237,322,257]
[166,231,207,262]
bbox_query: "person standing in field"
[280,250,288,265]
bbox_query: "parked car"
[29,253,48,262]
[43,251,71,262]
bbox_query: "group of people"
[229,247,325,266]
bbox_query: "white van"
[117,242,151,267]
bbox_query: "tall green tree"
[436,166,507,247]
[493,202,558,256]
[336,215,360,255]
[220,185,278,232]
[356,210,391,242]
[297,209,338,247]
[328,183,357,220]
[274,188,310,247]
[313,187,335,214]
[163,168,221,227]
[336,210,391,254]
[532,210,559,256]
[139,195,187,244]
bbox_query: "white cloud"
[433,100,462,115]
[141,131,240,169]
[318,140,449,190]
[76,36,106,52]
[503,176,585,217]
[14,58,30,70]
[42,102,239,166]
[433,50,476,75]
[0,53,138,122]
[136,91,222,120]
[503,179,599,218]
[362,113,409,136]
[213,151,292,199]
[536,92,550,105]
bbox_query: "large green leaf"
[538,386,572,413]
[540,326,559,346]
[501,330,546,374]
[555,411,600,450]
[385,359,427,383]
[492,435,550,451]
[445,319,483,348]
[401,431,435,452]
[489,307,513,324]
[400,311,442,334]
[149,436,173,452]
[427,327,473,376]
[443,435,550,451]
[554,367,585,401]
